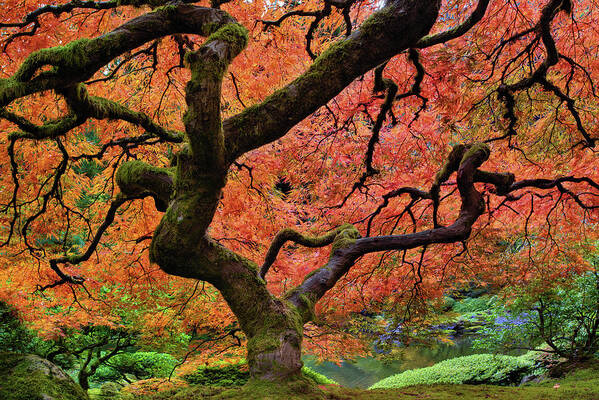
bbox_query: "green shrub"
[182,362,337,387]
[92,364,122,382]
[91,351,178,382]
[474,272,599,362]
[183,364,249,386]
[302,365,337,385]
[452,296,495,314]
[369,353,534,389]
[442,296,456,311]
[99,381,122,397]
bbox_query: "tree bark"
[112,0,442,384]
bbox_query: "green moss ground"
[108,361,599,400]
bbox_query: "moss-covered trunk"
[245,311,304,382]
[210,259,306,382]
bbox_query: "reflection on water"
[303,337,494,389]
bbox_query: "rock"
[0,352,89,400]
[520,374,541,385]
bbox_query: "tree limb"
[416,0,490,48]
[0,5,236,107]
[259,227,343,281]
[223,0,442,163]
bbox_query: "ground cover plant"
[0,0,598,395]
[108,359,599,399]
[182,362,337,387]
[369,353,535,389]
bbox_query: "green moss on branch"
[460,142,490,166]
[330,224,360,255]
[116,160,174,211]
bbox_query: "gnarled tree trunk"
[2,0,593,390]
[112,0,444,385]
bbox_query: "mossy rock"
[0,352,89,400]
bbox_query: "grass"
[107,360,599,399]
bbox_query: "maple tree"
[0,0,598,388]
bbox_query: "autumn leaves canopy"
[0,0,598,382]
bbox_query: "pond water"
[303,337,506,389]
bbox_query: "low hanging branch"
[38,193,151,291]
[259,226,346,281]
[284,142,599,322]
[286,143,494,316]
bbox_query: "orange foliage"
[0,0,598,363]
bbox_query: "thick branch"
[116,161,174,211]
[183,23,248,168]
[1,109,84,140]
[223,0,442,163]
[1,84,184,142]
[286,143,491,320]
[61,84,184,143]
[149,23,248,277]
[0,5,236,107]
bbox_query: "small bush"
[369,353,533,389]
[302,365,337,385]
[452,296,495,314]
[91,351,178,383]
[99,381,122,397]
[183,364,249,386]
[442,296,456,311]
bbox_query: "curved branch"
[41,193,150,290]
[259,227,343,281]
[287,145,599,321]
[416,0,490,48]
[508,176,599,209]
[286,143,492,320]
[1,109,84,140]
[337,62,398,207]
[116,160,174,211]
[61,84,184,143]
[1,84,184,143]
[1,0,118,29]
[0,5,236,107]
[490,0,594,147]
